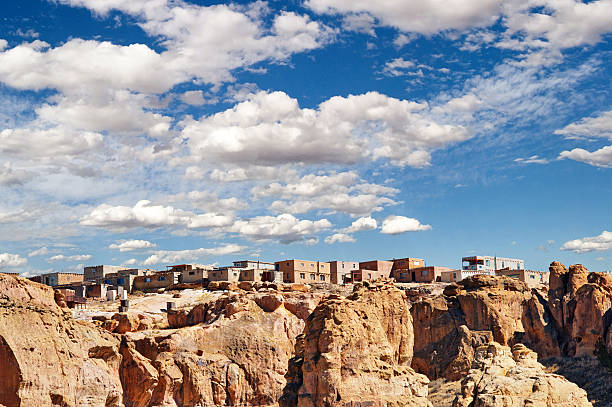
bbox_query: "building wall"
[233,261,275,270]
[395,266,453,283]
[329,261,358,284]
[41,272,83,287]
[83,265,123,281]
[359,261,393,277]
[351,269,387,282]
[208,268,240,282]
[84,283,108,298]
[182,268,207,283]
[133,272,180,291]
[461,256,524,275]
[391,258,425,271]
[275,260,331,284]
[495,269,549,287]
[239,268,266,282]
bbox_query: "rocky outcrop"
[121,292,307,406]
[0,274,123,407]
[292,281,431,407]
[453,343,592,407]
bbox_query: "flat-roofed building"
[391,257,425,280]
[83,265,123,281]
[461,256,524,275]
[329,261,359,284]
[40,272,83,287]
[133,271,180,291]
[359,260,393,278]
[275,260,331,284]
[351,268,388,282]
[495,269,549,287]
[208,267,241,282]
[232,260,275,270]
[396,266,454,283]
[441,269,484,283]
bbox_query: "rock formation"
[289,280,431,407]
[0,274,123,407]
[453,343,592,407]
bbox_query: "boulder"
[453,343,592,407]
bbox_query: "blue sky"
[0,0,611,275]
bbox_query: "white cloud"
[554,109,612,140]
[28,247,49,257]
[0,208,33,224]
[380,58,415,77]
[143,243,245,265]
[166,190,246,212]
[180,90,207,106]
[253,171,398,216]
[187,213,235,229]
[440,94,483,113]
[0,253,27,268]
[0,162,32,186]
[514,155,550,164]
[561,231,612,253]
[47,254,92,262]
[108,239,156,252]
[183,90,470,168]
[342,216,378,233]
[208,166,295,182]
[306,0,504,35]
[227,213,332,244]
[380,215,431,234]
[324,233,356,244]
[341,13,376,36]
[80,200,191,229]
[122,258,139,266]
[559,146,612,168]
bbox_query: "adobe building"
[329,261,359,284]
[390,257,425,280]
[461,256,524,275]
[275,260,331,284]
[350,268,388,282]
[232,260,275,270]
[359,260,393,278]
[495,269,549,287]
[395,266,454,283]
[133,271,180,292]
[209,267,241,282]
[441,269,484,283]
[40,272,84,287]
[83,265,123,281]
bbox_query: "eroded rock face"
[294,281,431,407]
[453,343,592,407]
[0,274,123,407]
[121,293,307,407]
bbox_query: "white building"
[461,256,524,275]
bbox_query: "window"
[145,278,151,283]
[234,273,238,277]
[300,273,305,279]
[501,262,505,268]
[301,262,304,266]
[422,270,428,276]
[320,275,325,281]
[368,273,372,279]
[400,273,406,279]
[87,286,94,291]
[453,273,457,279]
[158,276,166,281]
[310,274,315,280]
[530,275,535,279]
[104,279,111,284]
[342,263,344,268]
[117,278,125,284]
[486,260,490,266]
[189,271,195,275]
[212,272,216,277]
[414,261,420,265]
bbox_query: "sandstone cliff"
[0,274,123,407]
[286,281,431,407]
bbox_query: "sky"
[0,0,611,276]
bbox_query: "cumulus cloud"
[380,215,431,234]
[253,171,398,216]
[342,216,378,233]
[227,213,332,243]
[559,146,612,168]
[0,253,27,268]
[47,254,92,262]
[143,243,245,265]
[28,247,49,257]
[166,190,246,212]
[81,200,191,229]
[184,91,469,168]
[0,162,32,186]
[561,231,612,253]
[306,0,504,34]
[324,233,356,244]
[108,239,156,252]
[180,90,207,106]
[555,109,612,140]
